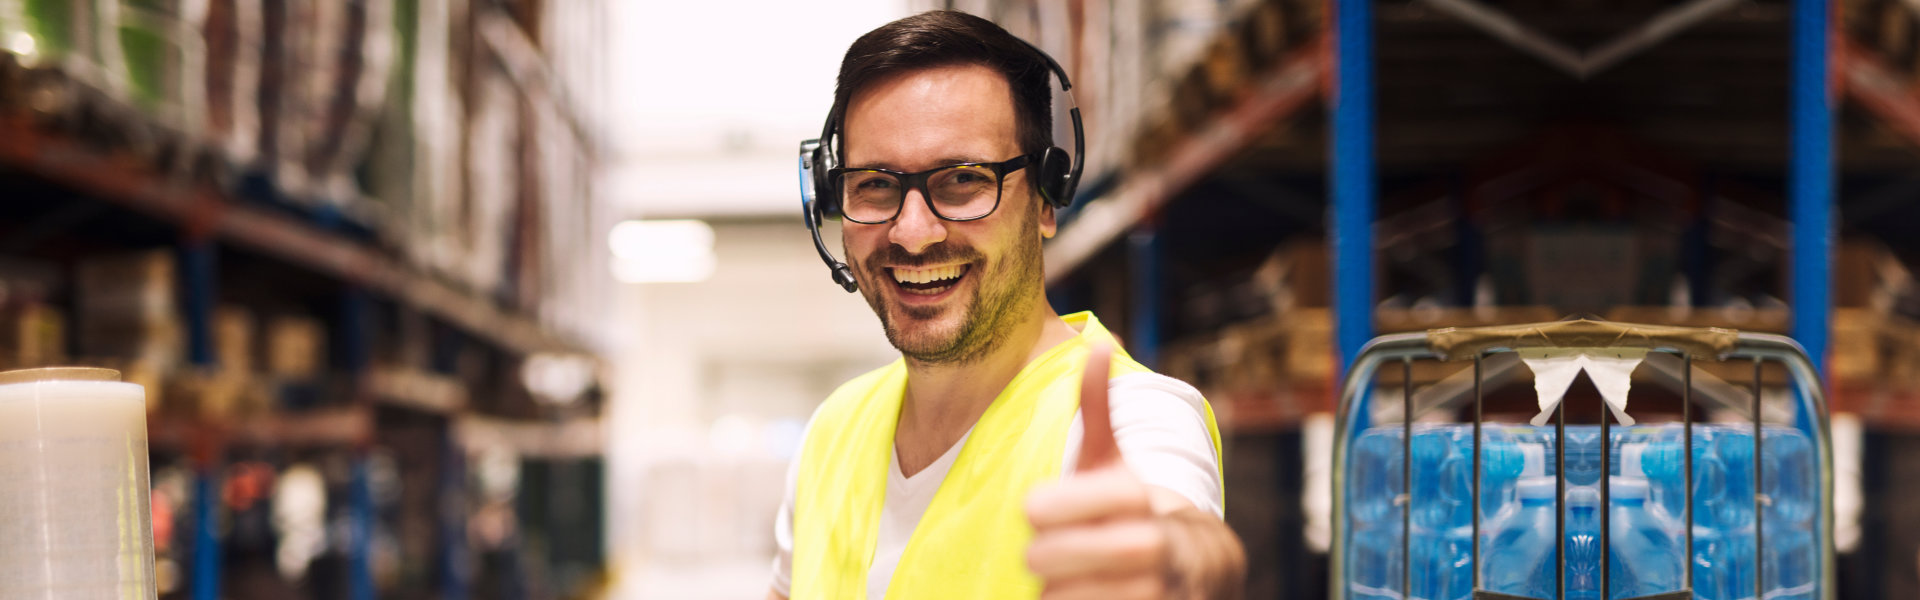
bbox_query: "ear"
[1039,200,1057,239]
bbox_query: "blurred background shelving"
[939,0,1920,597]
[14,0,1920,599]
[1,0,611,598]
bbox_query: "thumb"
[1075,342,1119,472]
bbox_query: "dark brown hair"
[832,10,1054,162]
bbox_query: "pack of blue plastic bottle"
[1345,423,1817,600]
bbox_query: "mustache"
[866,243,983,269]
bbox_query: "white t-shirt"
[770,372,1222,599]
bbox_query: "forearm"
[1158,507,1246,600]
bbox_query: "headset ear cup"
[812,144,840,219]
[1036,146,1072,207]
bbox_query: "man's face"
[840,63,1056,364]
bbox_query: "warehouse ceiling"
[1227,0,1920,176]
[601,0,906,219]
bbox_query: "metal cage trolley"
[1330,319,1834,600]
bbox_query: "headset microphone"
[798,140,859,292]
[800,38,1082,293]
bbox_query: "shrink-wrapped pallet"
[0,367,157,599]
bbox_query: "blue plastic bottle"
[1479,430,1529,518]
[1409,429,1465,600]
[1694,426,1823,600]
[1607,477,1684,599]
[1485,474,1559,598]
[1419,427,1527,600]
[1564,485,1603,600]
[1347,430,1404,600]
[1634,433,1722,599]
[1760,431,1817,600]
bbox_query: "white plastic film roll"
[0,367,157,599]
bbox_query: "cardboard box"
[166,370,249,420]
[266,316,325,379]
[76,250,182,371]
[1,302,67,369]
[1834,239,1899,309]
[1831,308,1881,384]
[213,306,254,374]
[1282,307,1333,383]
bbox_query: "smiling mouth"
[887,264,970,296]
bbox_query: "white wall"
[605,219,898,599]
[601,2,912,595]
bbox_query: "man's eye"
[950,170,989,184]
[857,177,896,191]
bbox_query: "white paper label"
[1517,347,1648,426]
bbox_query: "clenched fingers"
[1026,519,1167,580]
[1037,573,1166,600]
[1025,467,1153,529]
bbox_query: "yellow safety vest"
[789,311,1223,599]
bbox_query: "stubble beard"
[857,208,1045,366]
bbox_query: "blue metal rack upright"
[1789,0,1834,380]
[340,288,378,600]
[1331,0,1375,373]
[181,239,222,600]
[1128,226,1165,369]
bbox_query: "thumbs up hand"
[1023,343,1170,599]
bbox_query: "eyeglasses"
[828,155,1032,224]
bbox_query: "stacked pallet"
[0,0,607,349]
[1131,0,1321,171]
[1844,0,1920,75]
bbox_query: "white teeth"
[892,265,965,285]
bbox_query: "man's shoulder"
[1107,371,1208,414]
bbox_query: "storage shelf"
[0,112,585,357]
[476,11,600,153]
[148,403,602,457]
[369,366,470,415]
[454,414,604,459]
[1213,385,1331,433]
[1838,34,1920,150]
[1044,36,1327,283]
[150,406,373,450]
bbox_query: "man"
[772,10,1244,600]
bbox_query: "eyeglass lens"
[839,164,1001,222]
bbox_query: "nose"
[887,187,947,254]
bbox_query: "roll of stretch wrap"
[0,367,157,599]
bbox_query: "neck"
[893,303,1080,476]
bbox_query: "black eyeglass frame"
[826,154,1033,224]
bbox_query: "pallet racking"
[1,0,609,598]
[933,0,1920,596]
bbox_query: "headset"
[799,38,1085,293]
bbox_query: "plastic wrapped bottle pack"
[1345,423,1816,600]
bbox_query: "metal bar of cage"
[1402,358,1413,598]
[1556,385,1566,600]
[1601,366,1612,600]
[1684,355,1694,592]
[1473,354,1484,590]
[1754,357,1765,599]
[1328,327,1836,600]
